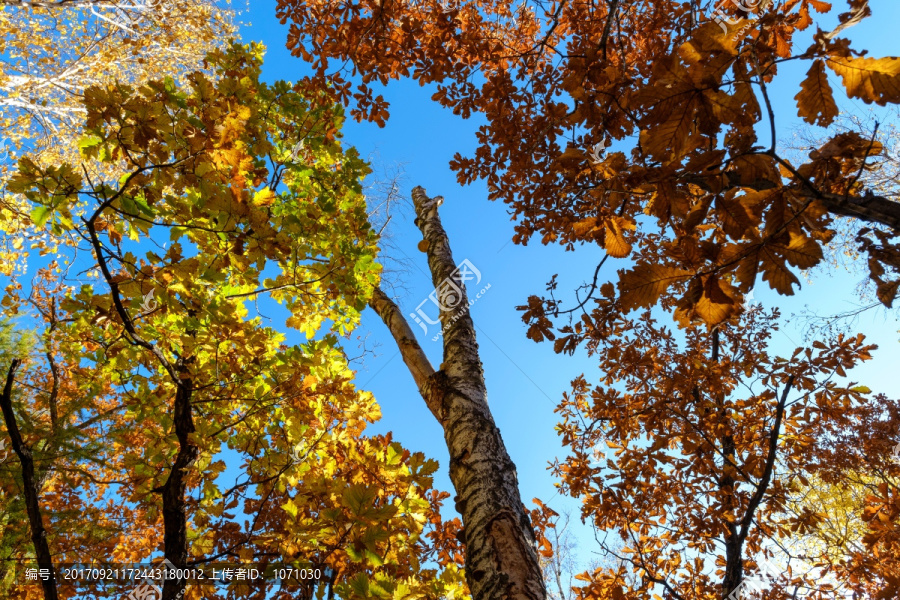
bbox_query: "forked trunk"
[368,186,546,600]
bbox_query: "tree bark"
[685,171,900,233]
[160,363,198,600]
[0,359,59,600]
[367,186,547,600]
[816,190,900,232]
[709,331,743,598]
[85,217,196,600]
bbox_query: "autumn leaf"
[796,59,839,126]
[694,275,738,325]
[827,55,900,106]
[5,41,467,600]
[252,188,277,206]
[780,231,825,269]
[715,190,765,240]
[604,216,635,258]
[618,264,693,311]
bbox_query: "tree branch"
[0,359,59,600]
[739,374,794,543]
[367,287,439,419]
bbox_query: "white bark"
[368,186,547,600]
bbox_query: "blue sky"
[236,3,605,516]
[1,1,898,596]
[234,0,900,572]
[1,0,898,594]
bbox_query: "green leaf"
[348,573,369,596]
[78,135,102,158]
[30,205,51,227]
[343,484,376,516]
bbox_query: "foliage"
[273,2,900,598]
[0,0,237,297]
[548,305,897,599]
[1,42,466,599]
[275,0,900,322]
[0,0,236,171]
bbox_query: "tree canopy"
[1,2,899,600]
[2,41,466,600]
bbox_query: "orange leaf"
[827,55,900,106]
[694,275,738,325]
[604,217,634,258]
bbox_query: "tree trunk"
[0,359,59,600]
[368,186,547,600]
[161,364,198,600]
[85,218,196,600]
[710,330,744,598]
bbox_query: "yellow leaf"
[253,188,276,206]
[604,217,633,258]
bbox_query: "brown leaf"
[694,275,738,325]
[618,264,693,311]
[731,155,783,188]
[715,191,763,240]
[796,59,839,126]
[780,232,824,269]
[604,217,635,258]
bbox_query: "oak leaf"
[827,55,900,106]
[618,264,693,311]
[796,59,839,126]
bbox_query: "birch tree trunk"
[368,186,547,600]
